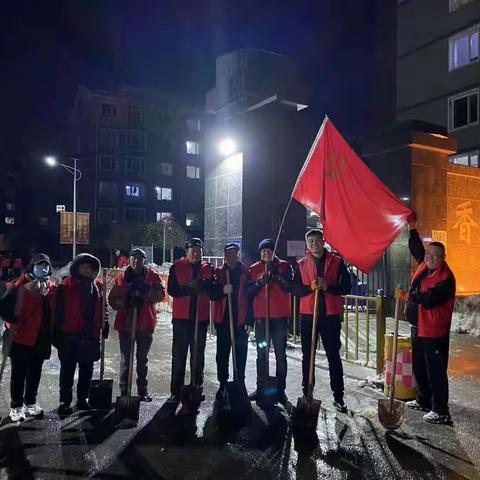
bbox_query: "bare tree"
[143,216,187,262]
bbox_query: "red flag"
[292,117,412,272]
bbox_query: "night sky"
[0,0,390,165]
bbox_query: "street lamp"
[44,156,83,259]
[218,137,237,157]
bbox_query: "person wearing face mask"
[248,238,293,405]
[0,254,56,422]
[54,253,105,415]
[166,238,218,403]
[397,214,456,425]
[108,248,165,402]
[211,243,253,401]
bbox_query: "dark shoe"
[57,403,73,416]
[406,399,430,412]
[333,400,348,413]
[248,390,257,401]
[166,394,180,404]
[76,401,91,411]
[423,410,452,424]
[215,384,227,401]
[139,394,153,402]
[278,391,289,405]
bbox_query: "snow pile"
[453,296,480,337]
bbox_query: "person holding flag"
[294,229,351,412]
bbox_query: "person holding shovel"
[109,248,165,402]
[397,214,456,425]
[212,242,253,402]
[55,254,105,415]
[294,229,351,413]
[167,238,217,404]
[0,254,56,422]
[248,238,293,405]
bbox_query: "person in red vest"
[0,253,56,422]
[212,242,253,401]
[109,248,165,402]
[166,238,217,403]
[54,254,105,415]
[294,229,351,413]
[113,248,128,269]
[1,252,13,280]
[248,238,293,405]
[13,256,24,278]
[398,214,456,424]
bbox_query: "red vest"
[250,260,291,319]
[117,256,128,268]
[1,257,11,268]
[60,276,103,338]
[212,263,249,326]
[297,252,344,316]
[411,261,456,338]
[171,258,213,322]
[6,279,56,347]
[113,268,164,331]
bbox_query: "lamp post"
[44,156,82,259]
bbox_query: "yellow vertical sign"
[60,212,90,244]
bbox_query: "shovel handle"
[127,306,138,397]
[307,286,320,397]
[225,269,238,380]
[264,263,270,377]
[389,295,402,409]
[100,268,107,381]
[191,292,200,386]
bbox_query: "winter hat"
[258,238,275,252]
[70,253,101,277]
[129,248,147,259]
[224,242,240,253]
[185,238,204,250]
[26,253,52,275]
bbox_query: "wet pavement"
[0,309,479,479]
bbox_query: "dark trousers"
[170,319,208,395]
[59,359,94,405]
[10,345,44,408]
[119,329,154,395]
[215,322,248,384]
[300,314,344,402]
[411,327,450,415]
[255,317,288,392]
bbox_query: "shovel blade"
[89,379,113,410]
[293,396,321,430]
[378,398,405,430]
[256,376,278,410]
[226,379,251,412]
[180,384,205,414]
[113,394,141,428]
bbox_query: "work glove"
[102,320,110,339]
[244,325,253,335]
[223,283,233,295]
[266,261,278,276]
[257,273,271,288]
[310,278,327,291]
[187,278,204,294]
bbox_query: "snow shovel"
[256,278,278,410]
[180,295,205,414]
[89,270,113,410]
[113,305,141,428]
[378,293,405,430]
[225,269,250,413]
[293,286,321,430]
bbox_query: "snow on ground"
[453,296,480,337]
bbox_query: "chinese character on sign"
[453,200,478,244]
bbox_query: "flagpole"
[273,115,329,255]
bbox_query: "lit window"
[125,183,144,198]
[186,166,201,179]
[101,102,117,118]
[155,186,172,201]
[186,141,200,155]
[5,217,15,225]
[156,212,172,222]
[127,104,143,123]
[5,203,15,211]
[449,150,480,167]
[160,162,173,176]
[99,155,117,170]
[448,89,479,131]
[185,213,201,228]
[124,131,146,154]
[125,156,145,175]
[125,208,145,223]
[98,208,117,224]
[449,28,479,71]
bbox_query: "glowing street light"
[45,156,58,167]
[218,137,237,157]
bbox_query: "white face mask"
[33,264,49,279]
